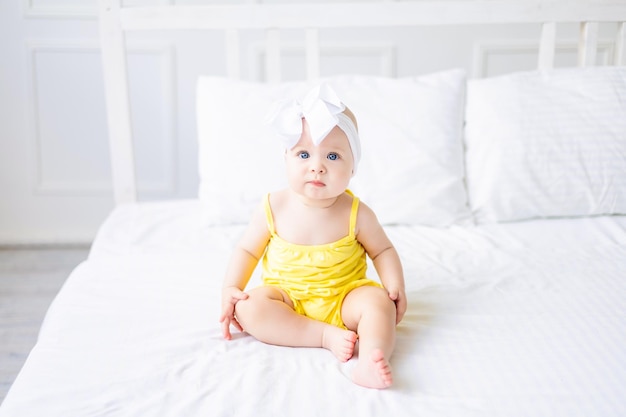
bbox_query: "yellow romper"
[261,191,382,329]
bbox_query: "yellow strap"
[266,190,358,237]
[348,192,359,238]
[264,193,276,235]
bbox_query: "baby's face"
[284,118,354,204]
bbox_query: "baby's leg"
[341,286,397,389]
[235,286,357,362]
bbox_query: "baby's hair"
[343,106,358,132]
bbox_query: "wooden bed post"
[578,21,599,66]
[98,0,137,205]
[538,22,556,70]
[616,22,626,65]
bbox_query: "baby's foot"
[321,326,357,362]
[351,348,393,389]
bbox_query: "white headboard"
[97,0,626,205]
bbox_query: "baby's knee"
[234,293,256,320]
[348,286,395,312]
[234,286,288,319]
[368,287,397,313]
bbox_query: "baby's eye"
[298,151,310,159]
[327,153,339,161]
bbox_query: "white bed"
[2,1,626,416]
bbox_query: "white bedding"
[2,200,625,417]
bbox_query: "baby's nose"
[310,157,326,173]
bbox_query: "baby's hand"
[387,287,407,325]
[219,286,249,340]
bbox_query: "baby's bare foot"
[321,326,357,362]
[351,348,393,389]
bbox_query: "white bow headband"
[266,84,361,171]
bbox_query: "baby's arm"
[219,203,270,339]
[355,203,407,324]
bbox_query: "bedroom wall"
[0,0,618,244]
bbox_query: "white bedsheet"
[2,200,625,417]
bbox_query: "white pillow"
[197,70,471,226]
[197,79,301,225]
[464,66,626,223]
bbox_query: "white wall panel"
[27,42,111,194]
[26,41,176,197]
[126,44,178,198]
[474,40,612,77]
[251,43,396,81]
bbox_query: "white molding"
[118,3,626,30]
[22,0,96,19]
[249,42,396,81]
[22,0,174,19]
[472,39,613,78]
[25,40,178,197]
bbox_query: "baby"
[219,84,406,389]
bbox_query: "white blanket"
[2,200,625,417]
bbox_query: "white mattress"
[2,200,625,417]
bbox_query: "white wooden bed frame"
[98,0,626,206]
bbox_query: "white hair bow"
[266,83,361,171]
[266,83,347,149]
